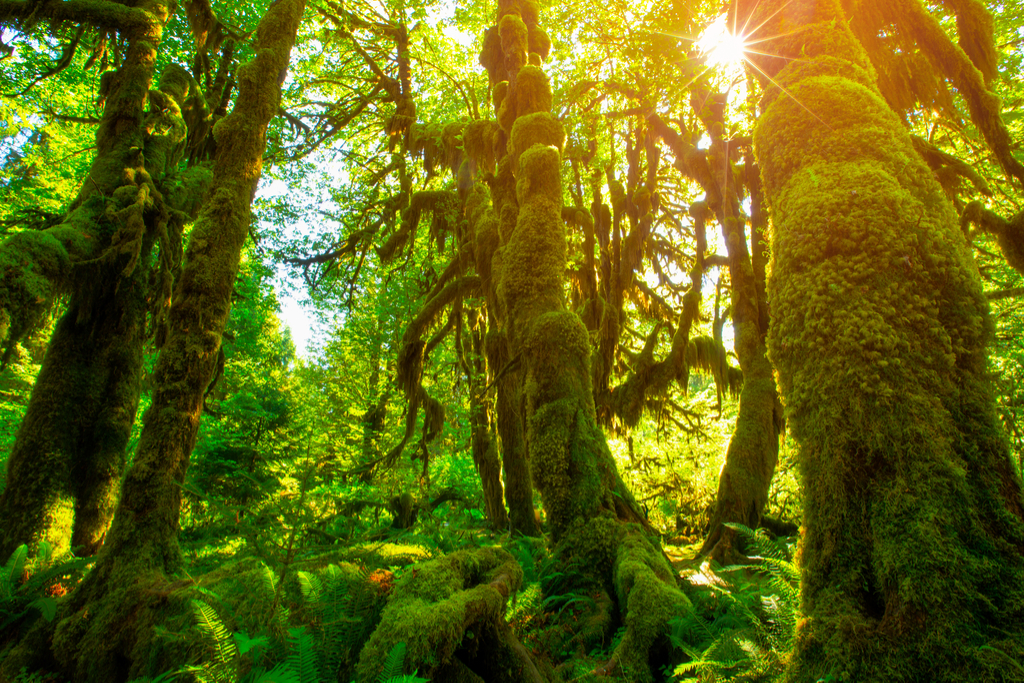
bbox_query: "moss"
[611,531,689,682]
[499,201,564,308]
[509,114,565,164]
[479,26,505,84]
[492,80,509,112]
[742,0,1024,678]
[527,26,551,61]
[356,548,523,681]
[497,84,518,133]
[514,142,562,203]
[19,1,309,679]
[0,230,73,349]
[498,14,528,66]
[514,65,553,117]
[463,119,500,174]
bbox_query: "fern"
[191,599,239,683]
[670,526,799,682]
[286,626,321,683]
[296,571,322,605]
[252,662,301,683]
[1,545,28,599]
[378,642,407,682]
[1,545,91,635]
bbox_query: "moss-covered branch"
[961,200,1024,275]
[0,0,157,35]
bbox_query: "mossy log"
[356,547,546,683]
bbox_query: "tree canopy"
[0,0,1022,681]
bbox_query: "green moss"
[479,27,504,84]
[499,201,564,307]
[492,80,508,113]
[513,66,553,119]
[743,0,1024,679]
[515,142,562,204]
[510,113,563,166]
[498,14,528,66]
[355,548,522,681]
[463,119,500,173]
[527,26,551,61]
[497,85,517,133]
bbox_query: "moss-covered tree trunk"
[741,0,1024,679]
[488,328,540,535]
[0,0,185,559]
[0,2,306,680]
[477,1,689,679]
[463,310,510,530]
[698,108,783,564]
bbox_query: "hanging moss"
[463,120,500,174]
[944,0,998,81]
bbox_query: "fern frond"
[254,662,301,683]
[191,599,239,682]
[2,545,27,598]
[259,565,278,598]
[286,626,321,683]
[297,571,322,606]
[378,642,407,682]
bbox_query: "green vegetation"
[0,0,1022,680]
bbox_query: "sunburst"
[695,14,748,73]
[689,1,834,130]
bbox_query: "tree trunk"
[487,328,540,535]
[0,2,306,680]
[464,311,509,530]
[741,0,1024,679]
[699,108,783,564]
[478,1,690,679]
[0,0,182,560]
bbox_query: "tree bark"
[0,0,184,559]
[0,2,306,680]
[740,0,1024,679]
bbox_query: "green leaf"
[28,596,56,621]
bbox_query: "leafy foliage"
[670,526,798,682]
[1,543,90,639]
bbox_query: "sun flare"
[695,14,747,70]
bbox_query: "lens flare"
[695,14,747,70]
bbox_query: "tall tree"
[739,0,1024,679]
[0,0,193,559]
[0,0,306,679]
